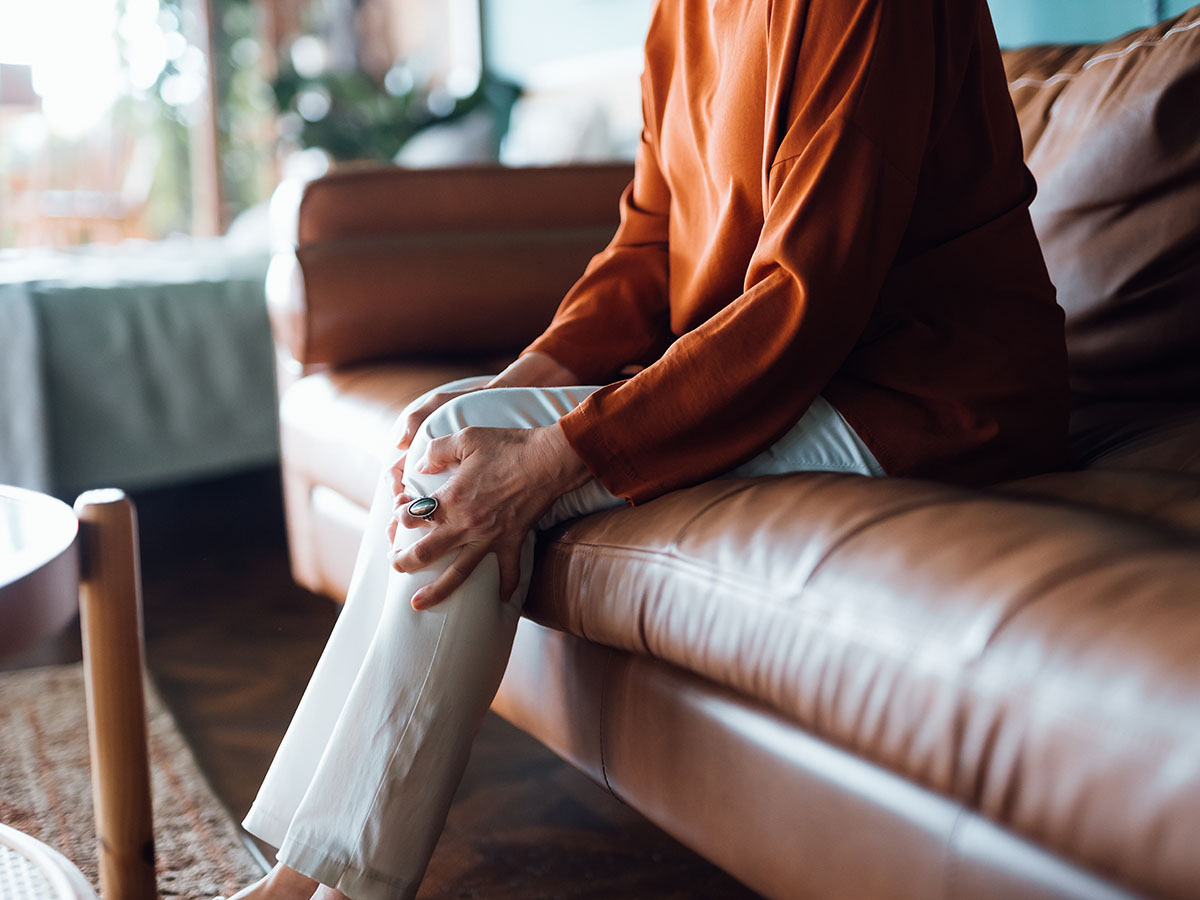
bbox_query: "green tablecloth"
[0,239,277,496]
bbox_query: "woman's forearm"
[487,352,581,389]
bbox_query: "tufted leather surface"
[1070,403,1200,474]
[520,473,1200,898]
[1001,467,1200,537]
[496,621,1150,900]
[999,404,1200,537]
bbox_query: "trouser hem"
[244,770,424,900]
[242,801,293,853]
[274,830,419,900]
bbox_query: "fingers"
[392,490,412,516]
[388,491,443,549]
[387,454,407,496]
[410,544,490,610]
[396,417,419,451]
[386,491,427,548]
[396,390,468,451]
[395,400,437,451]
[384,419,542,611]
[386,491,409,546]
[395,490,446,531]
[409,541,524,609]
[417,431,466,476]
[390,523,461,574]
[496,553,522,605]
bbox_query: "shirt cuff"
[558,394,659,505]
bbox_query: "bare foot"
[225,863,319,900]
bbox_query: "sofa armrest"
[266,163,633,369]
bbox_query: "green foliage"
[111,0,520,233]
[271,61,519,163]
[113,0,192,235]
[212,0,275,220]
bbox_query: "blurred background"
[3,5,1193,887]
[0,0,1190,250]
[0,0,491,247]
[0,0,1192,498]
[0,0,656,250]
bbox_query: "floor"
[7,468,760,900]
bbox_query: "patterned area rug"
[0,663,265,899]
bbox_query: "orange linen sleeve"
[520,91,674,383]
[559,0,943,503]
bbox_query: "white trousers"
[242,378,884,900]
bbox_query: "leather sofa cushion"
[1003,8,1200,403]
[998,404,1200,536]
[526,473,1200,899]
[496,622,1151,900]
[281,369,1200,579]
[1070,402,1200,474]
[1000,468,1200,539]
[280,362,1200,546]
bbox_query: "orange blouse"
[523,0,1070,504]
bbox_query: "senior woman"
[230,0,1069,897]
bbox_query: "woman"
[230,0,1068,897]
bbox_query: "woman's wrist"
[537,422,593,495]
[488,352,580,389]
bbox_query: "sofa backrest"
[273,164,632,368]
[1003,6,1200,405]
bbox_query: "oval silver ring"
[407,496,438,520]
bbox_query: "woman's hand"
[387,387,479,498]
[390,423,591,610]
[387,352,581,501]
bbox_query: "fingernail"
[411,591,427,609]
[416,457,429,473]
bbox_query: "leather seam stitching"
[942,807,970,900]
[597,648,615,795]
[1007,18,1200,92]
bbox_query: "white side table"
[0,485,79,658]
[0,822,95,900]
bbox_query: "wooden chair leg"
[75,489,157,900]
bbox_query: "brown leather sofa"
[264,10,1200,900]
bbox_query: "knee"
[417,386,534,447]
[388,376,494,446]
[400,392,482,467]
[417,392,479,445]
[404,385,555,466]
